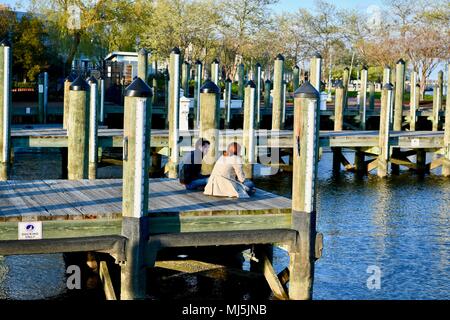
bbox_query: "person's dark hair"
[195,138,210,150]
[226,142,241,156]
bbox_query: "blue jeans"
[186,177,209,190]
[243,180,255,190]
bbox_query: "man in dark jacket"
[179,138,210,190]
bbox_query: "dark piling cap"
[200,79,220,94]
[138,48,147,55]
[344,67,349,71]
[246,80,256,88]
[255,62,261,68]
[265,79,272,84]
[415,83,420,87]
[294,81,319,99]
[383,83,394,90]
[225,77,232,83]
[313,52,322,59]
[183,60,190,65]
[69,75,90,91]
[0,38,11,47]
[66,72,77,82]
[275,54,285,61]
[87,76,97,84]
[125,77,152,97]
[294,65,299,70]
[335,80,344,88]
[171,47,180,54]
[396,58,405,65]
[384,65,391,69]
[195,59,202,65]
[362,65,368,70]
[212,58,219,64]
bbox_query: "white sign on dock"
[18,221,42,240]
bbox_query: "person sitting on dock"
[179,138,211,190]
[204,142,256,198]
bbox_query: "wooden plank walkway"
[10,125,445,150]
[0,179,291,240]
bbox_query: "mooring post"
[443,68,450,176]
[168,47,181,178]
[393,59,405,131]
[290,81,320,300]
[272,54,284,130]
[200,80,220,175]
[138,48,148,82]
[238,63,245,100]
[332,82,344,173]
[99,75,105,125]
[87,76,98,180]
[182,61,190,96]
[63,73,76,129]
[293,65,300,92]
[264,78,271,110]
[0,39,11,181]
[211,59,219,86]
[224,77,232,128]
[255,63,262,128]
[378,83,393,177]
[309,53,322,92]
[164,68,169,128]
[120,77,152,300]
[243,80,256,179]
[437,70,443,111]
[409,71,418,131]
[38,72,48,124]
[194,60,202,128]
[432,84,441,131]
[359,66,368,130]
[342,67,349,110]
[68,76,90,180]
[282,80,287,128]
[383,66,391,87]
[151,60,158,106]
[369,82,375,111]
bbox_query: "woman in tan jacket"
[204,142,255,198]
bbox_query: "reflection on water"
[1,149,449,299]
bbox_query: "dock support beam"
[264,79,271,110]
[443,68,450,176]
[38,72,48,124]
[0,39,11,181]
[68,76,90,180]
[334,81,344,131]
[99,76,105,125]
[63,73,76,129]
[238,63,245,100]
[272,54,284,130]
[138,48,148,82]
[342,67,349,110]
[182,61,190,95]
[393,59,405,131]
[290,81,320,300]
[359,66,368,130]
[378,83,393,177]
[293,65,300,92]
[243,80,256,179]
[194,60,202,128]
[224,78,232,128]
[256,63,262,128]
[121,77,152,300]
[369,82,375,111]
[409,71,418,131]
[168,47,181,178]
[211,59,219,86]
[87,77,98,180]
[200,80,220,175]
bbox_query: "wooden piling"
[393,59,405,131]
[199,80,220,175]
[68,76,90,180]
[243,80,256,179]
[264,79,271,110]
[293,65,300,92]
[0,39,11,181]
[255,63,262,128]
[211,59,219,86]
[182,61,190,96]
[378,83,393,177]
[282,80,287,128]
[309,53,322,92]
[63,73,76,129]
[334,81,344,131]
[432,84,441,131]
[438,70,443,111]
[138,48,148,82]
[238,63,245,100]
[410,71,418,131]
[87,76,98,180]
[168,47,181,178]
[224,78,232,128]
[194,60,202,128]
[290,81,320,300]
[443,68,450,176]
[121,77,152,300]
[359,66,368,130]
[369,82,375,110]
[342,67,349,109]
[151,60,158,106]
[38,72,47,124]
[383,66,391,86]
[99,76,105,125]
[272,54,284,130]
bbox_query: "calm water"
[0,148,449,300]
